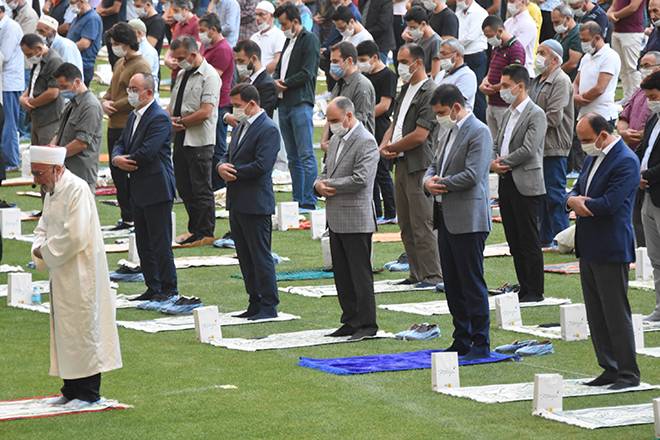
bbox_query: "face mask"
[397,62,414,83]
[257,21,270,32]
[112,45,127,58]
[436,114,455,130]
[236,62,253,78]
[40,33,55,47]
[283,27,295,39]
[199,32,212,45]
[357,61,372,74]
[408,27,424,41]
[641,67,654,78]
[340,26,354,38]
[439,57,454,71]
[581,41,595,55]
[135,6,147,17]
[330,120,348,137]
[654,19,660,28]
[60,89,76,100]
[500,86,517,104]
[487,36,502,48]
[233,106,248,122]
[128,91,141,107]
[456,0,467,11]
[423,0,436,10]
[648,100,660,114]
[178,59,193,71]
[581,142,600,156]
[330,62,345,79]
[7,1,18,9]
[507,2,519,15]
[26,55,41,66]
[534,55,547,75]
[572,7,585,18]
[554,23,568,34]
[173,12,185,22]
[69,4,80,14]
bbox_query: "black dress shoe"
[519,294,544,303]
[150,292,176,302]
[130,290,158,301]
[583,374,616,387]
[608,380,640,390]
[395,278,417,285]
[110,220,134,231]
[443,343,471,356]
[326,324,355,337]
[233,307,260,318]
[179,234,202,245]
[247,310,278,321]
[0,200,16,208]
[348,327,378,341]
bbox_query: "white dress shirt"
[278,35,297,99]
[335,121,361,165]
[139,39,160,100]
[586,137,618,194]
[457,1,488,55]
[0,15,25,92]
[52,34,84,73]
[504,10,537,77]
[249,66,266,84]
[499,97,530,157]
[131,99,154,138]
[238,109,264,144]
[642,122,660,171]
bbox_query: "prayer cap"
[38,15,59,32]
[256,1,275,14]
[30,146,67,166]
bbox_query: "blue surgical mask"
[60,90,76,100]
[330,62,345,79]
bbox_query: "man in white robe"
[30,146,122,406]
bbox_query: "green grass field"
[0,73,658,439]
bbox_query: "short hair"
[356,40,380,57]
[53,62,83,81]
[332,5,354,23]
[330,41,358,63]
[234,39,262,59]
[134,72,155,92]
[580,20,603,38]
[199,12,222,32]
[583,113,613,134]
[170,35,199,53]
[172,0,192,9]
[643,50,660,65]
[553,3,574,18]
[332,96,355,114]
[501,63,530,89]
[274,2,301,23]
[108,22,139,51]
[482,14,504,31]
[20,33,45,49]
[440,38,465,56]
[641,70,660,91]
[404,6,429,24]
[230,83,261,105]
[400,43,425,62]
[430,84,466,107]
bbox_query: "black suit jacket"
[637,113,660,207]
[274,29,320,107]
[251,70,277,118]
[360,0,395,52]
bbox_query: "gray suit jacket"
[424,114,493,234]
[316,122,379,234]
[493,99,547,196]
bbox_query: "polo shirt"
[577,43,621,119]
[504,10,537,76]
[201,38,234,108]
[581,4,609,38]
[250,25,286,68]
[457,1,488,55]
[438,64,477,110]
[554,24,582,80]
[487,37,526,107]
[66,9,102,72]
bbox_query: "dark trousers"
[540,10,555,42]
[464,51,488,123]
[499,175,544,297]
[393,15,405,69]
[633,189,646,246]
[436,207,490,354]
[212,107,230,191]
[373,158,396,219]
[61,373,101,403]
[540,156,570,245]
[579,259,640,384]
[230,210,278,311]
[132,199,177,295]
[173,144,215,237]
[108,127,133,223]
[329,229,377,330]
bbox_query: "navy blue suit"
[112,100,178,296]
[566,138,640,385]
[220,111,280,313]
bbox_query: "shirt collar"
[455,111,471,129]
[601,136,619,155]
[250,67,266,83]
[447,63,467,76]
[512,96,530,113]
[592,43,609,58]
[247,109,264,125]
[342,121,361,142]
[134,99,154,117]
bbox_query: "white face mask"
[283,27,296,39]
[500,86,517,104]
[654,18,660,28]
[357,61,372,74]
[456,0,467,11]
[408,26,424,41]
[640,67,654,79]
[572,6,585,18]
[554,23,568,34]
[112,45,127,58]
[581,41,595,55]
[487,36,502,48]
[128,90,141,107]
[199,32,212,45]
[257,21,270,32]
[397,63,414,83]
[173,12,185,22]
[233,106,248,122]
[135,6,147,17]
[581,141,601,156]
[507,2,519,15]
[330,119,348,137]
[439,57,454,72]
[26,55,41,66]
[648,99,660,114]
[534,54,547,75]
[178,58,193,71]
[236,62,253,78]
[69,4,80,14]
[340,26,354,39]
[436,114,455,130]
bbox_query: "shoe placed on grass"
[213,231,235,249]
[583,374,616,387]
[348,327,378,341]
[326,324,355,337]
[608,380,640,390]
[488,283,520,296]
[514,340,554,356]
[376,216,397,225]
[495,339,538,354]
[396,323,440,340]
[384,253,408,271]
[110,220,133,231]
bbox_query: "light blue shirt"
[139,38,160,100]
[0,15,25,92]
[539,0,561,12]
[213,0,240,47]
[52,34,84,74]
[437,64,477,111]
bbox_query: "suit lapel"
[231,113,265,160]
[329,125,361,177]
[441,116,472,174]
[127,102,155,153]
[508,101,532,144]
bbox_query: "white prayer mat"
[16,190,41,198]
[117,255,246,270]
[637,347,660,358]
[216,209,229,219]
[645,321,660,332]
[536,403,654,429]
[630,279,654,291]
[105,241,184,253]
[503,321,660,339]
[10,292,139,314]
[379,297,571,316]
[20,211,40,222]
[1,177,34,187]
[279,279,436,298]
[0,280,49,298]
[0,265,23,273]
[11,228,131,243]
[436,378,658,403]
[209,328,395,351]
[274,184,293,193]
[0,396,131,422]
[116,311,301,333]
[483,243,511,258]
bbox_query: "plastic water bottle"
[31,287,41,305]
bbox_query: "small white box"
[21,149,31,179]
[277,202,299,231]
[321,236,332,270]
[635,247,653,281]
[632,313,645,350]
[532,373,563,414]
[431,352,460,390]
[7,272,33,306]
[193,305,222,343]
[560,304,589,341]
[310,209,326,240]
[171,211,177,244]
[653,398,660,439]
[0,208,21,238]
[128,233,140,266]
[495,292,522,328]
[488,173,499,200]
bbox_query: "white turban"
[256,1,275,14]
[38,15,60,33]
[30,146,67,166]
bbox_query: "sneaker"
[495,339,538,354]
[488,283,520,296]
[515,340,554,356]
[213,237,235,249]
[377,216,397,225]
[384,253,408,270]
[435,282,445,292]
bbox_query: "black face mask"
[247,62,254,72]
